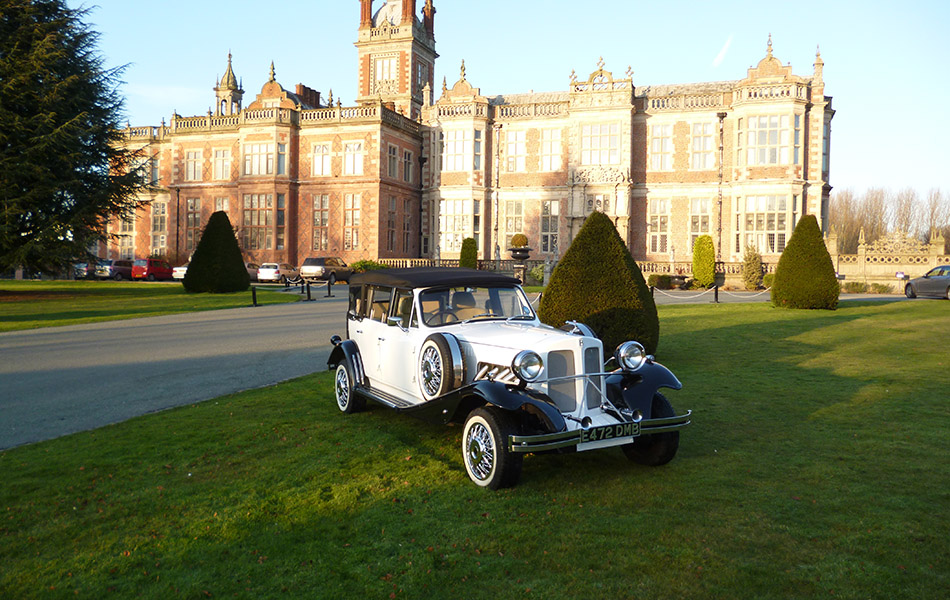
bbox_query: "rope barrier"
[652,288,715,299]
[719,288,772,298]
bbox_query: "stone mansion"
[108,0,834,269]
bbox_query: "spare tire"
[418,333,464,401]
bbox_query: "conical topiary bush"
[770,214,839,309]
[459,237,477,269]
[182,211,250,293]
[691,234,716,288]
[538,211,659,354]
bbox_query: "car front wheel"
[462,407,523,489]
[905,284,916,299]
[334,361,364,414]
[622,393,680,466]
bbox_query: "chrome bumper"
[508,410,692,453]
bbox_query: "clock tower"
[356,0,437,118]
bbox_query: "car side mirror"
[387,316,407,331]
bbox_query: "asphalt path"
[0,291,350,450]
[0,287,905,450]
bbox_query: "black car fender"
[327,337,366,387]
[403,380,567,434]
[606,361,682,417]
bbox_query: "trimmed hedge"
[648,274,672,290]
[692,235,715,288]
[742,245,763,290]
[459,237,477,269]
[770,214,839,310]
[182,211,250,293]
[538,211,659,354]
[350,259,387,273]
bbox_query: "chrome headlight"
[511,350,544,382]
[615,341,646,372]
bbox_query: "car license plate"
[579,421,640,443]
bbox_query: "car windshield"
[418,286,535,326]
[260,263,279,269]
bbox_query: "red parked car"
[132,258,174,281]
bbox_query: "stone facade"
[106,1,833,269]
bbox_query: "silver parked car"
[257,262,299,283]
[905,266,950,299]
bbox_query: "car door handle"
[355,329,363,334]
[378,337,386,341]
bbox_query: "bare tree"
[891,187,921,238]
[859,187,891,245]
[829,188,861,253]
[923,188,949,241]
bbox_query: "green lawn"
[1,300,947,598]
[0,280,299,332]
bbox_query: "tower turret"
[214,52,244,116]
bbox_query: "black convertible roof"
[350,267,521,289]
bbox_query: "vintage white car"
[328,267,690,489]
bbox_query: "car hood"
[448,321,581,352]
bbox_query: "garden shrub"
[459,237,477,269]
[647,274,672,289]
[742,245,763,290]
[763,273,775,289]
[770,215,839,310]
[510,233,528,248]
[842,281,868,293]
[538,211,659,354]
[529,264,545,284]
[870,283,893,294]
[183,211,250,293]
[350,259,387,273]
[691,235,716,288]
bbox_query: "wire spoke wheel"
[461,408,523,489]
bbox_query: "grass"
[1,300,947,598]
[0,280,299,332]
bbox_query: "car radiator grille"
[546,350,576,412]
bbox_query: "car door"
[920,267,943,296]
[387,289,424,398]
[357,285,393,389]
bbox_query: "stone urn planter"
[508,246,532,261]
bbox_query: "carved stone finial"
[858,226,866,246]
[460,59,466,81]
[268,61,276,82]
[767,34,773,57]
[570,69,577,83]
[442,76,448,93]
[597,56,605,71]
[625,65,634,79]
[327,88,333,105]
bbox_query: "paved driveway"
[0,294,349,450]
[0,288,906,450]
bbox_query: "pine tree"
[183,212,250,293]
[538,211,659,354]
[0,0,146,274]
[771,215,839,309]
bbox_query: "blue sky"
[73,0,950,197]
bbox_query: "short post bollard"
[712,285,719,304]
[325,278,334,298]
[251,287,258,307]
[306,282,312,301]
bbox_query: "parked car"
[72,262,96,279]
[257,262,299,283]
[328,267,691,489]
[905,265,950,299]
[300,257,352,284]
[172,263,189,280]
[95,259,134,280]
[132,258,174,281]
[244,262,260,281]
